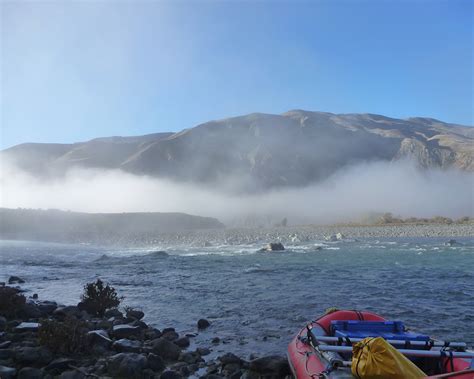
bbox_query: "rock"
[53,306,82,318]
[126,309,145,320]
[445,239,460,246]
[16,346,53,365]
[21,303,42,319]
[160,370,182,379]
[325,234,338,242]
[219,352,242,365]
[18,367,43,379]
[8,276,25,284]
[112,339,142,353]
[0,340,12,349]
[59,370,85,379]
[108,353,147,377]
[162,327,176,334]
[87,329,112,348]
[211,337,220,344]
[0,316,6,332]
[197,347,211,356]
[179,351,200,364]
[132,319,148,329]
[15,322,40,332]
[0,365,16,379]
[0,349,14,360]
[249,355,290,377]
[197,319,210,329]
[32,293,38,299]
[112,324,141,339]
[104,308,123,318]
[147,353,166,371]
[174,336,190,348]
[149,250,169,257]
[37,301,58,315]
[162,330,179,341]
[151,337,181,361]
[263,242,285,251]
[45,357,76,372]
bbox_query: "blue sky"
[1,0,472,148]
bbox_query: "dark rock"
[0,341,12,349]
[16,346,53,365]
[112,339,142,353]
[249,355,290,377]
[179,351,201,364]
[104,308,123,318]
[18,367,43,379]
[174,336,190,348]
[87,330,112,349]
[445,239,459,246]
[132,319,148,329]
[53,306,81,319]
[58,370,85,379]
[148,250,169,258]
[45,357,75,372]
[162,327,176,334]
[0,365,16,379]
[112,324,141,339]
[219,353,242,365]
[21,303,42,319]
[162,330,179,341]
[222,362,241,374]
[8,276,25,284]
[108,353,147,377]
[126,309,145,320]
[0,349,14,360]
[144,327,162,340]
[32,294,38,299]
[160,370,182,379]
[197,319,210,329]
[147,353,165,371]
[264,242,285,251]
[15,322,40,332]
[37,301,57,315]
[0,316,6,332]
[211,337,220,344]
[197,347,211,356]
[151,337,181,361]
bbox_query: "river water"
[0,237,473,358]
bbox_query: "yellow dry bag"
[351,337,426,379]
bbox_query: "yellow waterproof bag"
[351,337,426,379]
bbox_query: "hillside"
[2,110,473,190]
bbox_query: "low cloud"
[1,158,472,225]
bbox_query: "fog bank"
[1,158,472,225]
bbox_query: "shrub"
[80,279,122,317]
[0,286,26,318]
[39,317,88,354]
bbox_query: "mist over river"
[1,236,473,358]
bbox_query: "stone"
[197,318,210,329]
[249,355,291,377]
[104,308,123,318]
[162,327,175,334]
[126,309,145,320]
[211,337,220,344]
[16,347,53,365]
[197,347,211,356]
[162,330,179,341]
[45,357,76,372]
[147,353,166,371]
[112,338,142,353]
[179,351,200,364]
[174,336,190,348]
[0,365,16,379]
[112,324,141,339]
[219,353,242,365]
[59,370,85,379]
[18,367,43,379]
[0,316,6,332]
[37,301,58,315]
[21,303,42,319]
[0,349,14,360]
[160,370,182,379]
[8,276,25,284]
[151,337,181,361]
[264,242,285,251]
[53,306,81,318]
[87,329,112,348]
[0,341,12,349]
[325,234,338,242]
[15,322,40,332]
[108,353,147,377]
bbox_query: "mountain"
[2,110,473,190]
[0,208,224,244]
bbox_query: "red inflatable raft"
[287,310,474,378]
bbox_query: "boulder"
[147,353,166,371]
[15,322,40,332]
[15,346,53,365]
[197,319,210,329]
[249,355,290,377]
[112,339,142,353]
[263,242,285,251]
[174,336,190,348]
[219,352,242,365]
[8,276,25,284]
[87,330,112,349]
[162,330,179,341]
[197,347,211,356]
[126,309,145,320]
[21,303,42,319]
[0,316,6,332]
[179,351,200,364]
[0,365,16,379]
[325,234,338,242]
[45,357,76,372]
[104,308,123,318]
[151,337,181,361]
[112,324,141,339]
[108,353,147,377]
[59,370,85,379]
[18,367,43,379]
[53,306,82,319]
[0,349,14,360]
[37,301,58,315]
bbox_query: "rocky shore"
[0,280,291,379]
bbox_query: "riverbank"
[0,280,290,379]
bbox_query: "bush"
[0,286,26,318]
[39,317,88,354]
[80,279,122,317]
